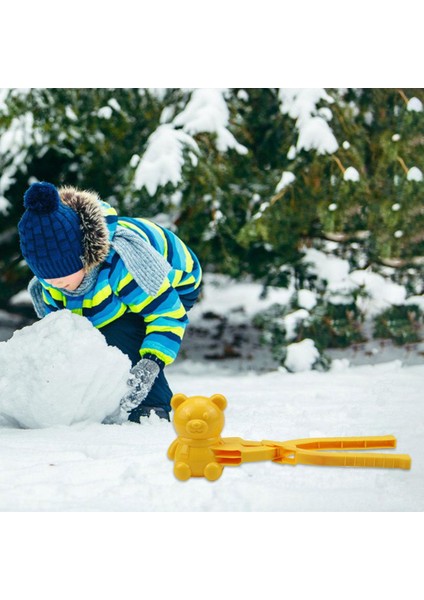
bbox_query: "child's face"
[44,268,86,291]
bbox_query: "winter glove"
[120,358,160,413]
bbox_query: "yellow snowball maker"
[167,393,412,482]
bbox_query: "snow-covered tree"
[1,88,423,358]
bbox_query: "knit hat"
[18,182,84,279]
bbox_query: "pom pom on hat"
[23,182,60,213]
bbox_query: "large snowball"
[0,311,131,428]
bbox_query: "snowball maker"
[167,393,412,481]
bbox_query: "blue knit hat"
[18,182,84,279]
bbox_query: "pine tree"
[1,88,423,358]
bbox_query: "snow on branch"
[279,88,338,155]
[0,110,39,214]
[276,171,296,192]
[173,88,248,155]
[133,124,200,196]
[133,89,248,196]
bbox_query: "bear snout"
[187,419,208,435]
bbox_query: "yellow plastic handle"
[268,436,412,470]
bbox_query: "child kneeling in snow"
[18,182,202,422]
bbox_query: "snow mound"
[0,311,131,428]
[285,338,320,372]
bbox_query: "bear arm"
[167,439,179,459]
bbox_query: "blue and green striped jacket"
[39,202,202,368]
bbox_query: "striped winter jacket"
[38,187,202,368]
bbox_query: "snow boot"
[128,404,171,422]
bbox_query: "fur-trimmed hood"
[56,185,172,297]
[58,186,112,272]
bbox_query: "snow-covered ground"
[0,271,422,511]
[0,360,421,511]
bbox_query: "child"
[18,181,202,422]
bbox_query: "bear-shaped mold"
[167,393,227,481]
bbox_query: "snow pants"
[99,286,201,412]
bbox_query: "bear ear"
[171,393,188,410]
[211,393,227,411]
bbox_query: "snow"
[173,88,248,155]
[0,111,38,213]
[237,89,249,102]
[349,270,406,315]
[0,88,9,113]
[407,166,423,182]
[0,272,422,510]
[65,106,78,121]
[302,248,408,315]
[407,97,423,112]
[364,110,373,125]
[160,105,175,124]
[343,166,360,182]
[252,201,269,220]
[275,171,295,192]
[0,361,421,511]
[97,101,120,120]
[317,107,333,121]
[188,273,294,324]
[303,247,350,284]
[97,106,113,119]
[296,116,339,155]
[287,145,296,159]
[279,88,339,155]
[279,88,335,121]
[133,124,199,196]
[133,90,250,196]
[0,311,130,428]
[0,196,10,214]
[285,338,319,372]
[8,289,32,306]
[405,295,424,310]
[0,172,16,213]
[297,288,317,310]
[282,309,310,341]
[108,98,121,112]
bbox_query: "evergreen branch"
[269,187,288,207]
[397,89,409,105]
[332,155,346,174]
[396,156,409,174]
